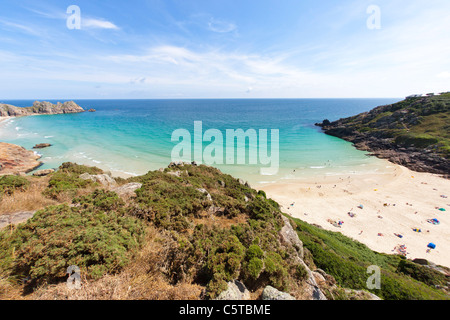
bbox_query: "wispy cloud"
[0,18,41,36]
[82,18,119,30]
[207,18,236,33]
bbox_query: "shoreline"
[257,160,450,268]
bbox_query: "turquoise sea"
[0,99,400,184]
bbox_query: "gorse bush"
[42,162,103,199]
[0,175,30,196]
[125,164,307,299]
[0,192,145,287]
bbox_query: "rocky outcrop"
[32,169,55,176]
[0,142,42,175]
[0,101,85,118]
[261,286,295,300]
[111,182,143,198]
[0,211,36,229]
[79,172,117,187]
[33,143,52,149]
[278,215,327,300]
[316,95,449,176]
[216,280,251,300]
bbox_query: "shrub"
[0,175,30,195]
[42,162,104,199]
[0,202,145,287]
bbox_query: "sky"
[0,0,449,99]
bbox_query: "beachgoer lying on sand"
[348,212,356,218]
[394,233,403,238]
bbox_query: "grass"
[290,215,449,300]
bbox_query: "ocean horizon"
[0,98,400,184]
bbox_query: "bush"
[0,201,145,287]
[0,175,30,196]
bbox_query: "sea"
[0,98,400,185]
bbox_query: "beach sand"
[258,160,450,268]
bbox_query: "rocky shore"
[0,142,42,175]
[315,94,449,176]
[0,101,85,117]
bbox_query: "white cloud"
[82,18,119,30]
[207,18,236,33]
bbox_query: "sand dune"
[258,160,450,268]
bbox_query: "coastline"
[257,160,450,268]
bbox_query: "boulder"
[0,211,35,229]
[196,188,212,201]
[111,182,142,198]
[216,280,250,300]
[79,173,117,187]
[261,286,295,300]
[32,169,55,176]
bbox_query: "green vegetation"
[0,162,448,300]
[0,175,30,197]
[127,164,304,299]
[328,94,450,158]
[42,162,103,199]
[291,216,449,300]
[0,190,145,288]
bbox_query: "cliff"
[316,93,450,176]
[0,101,85,117]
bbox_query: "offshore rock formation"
[0,101,85,117]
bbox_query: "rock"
[278,215,327,300]
[216,280,250,300]
[79,173,117,187]
[167,171,182,177]
[196,188,212,201]
[412,258,429,266]
[0,101,84,117]
[111,182,142,198]
[279,215,304,258]
[343,289,382,300]
[0,211,36,229]
[261,286,295,300]
[33,143,52,149]
[88,109,96,112]
[32,169,55,176]
[0,142,42,175]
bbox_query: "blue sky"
[0,0,449,99]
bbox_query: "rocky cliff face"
[0,101,85,117]
[316,94,450,176]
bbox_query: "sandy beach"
[258,160,450,268]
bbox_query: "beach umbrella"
[438,208,446,211]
